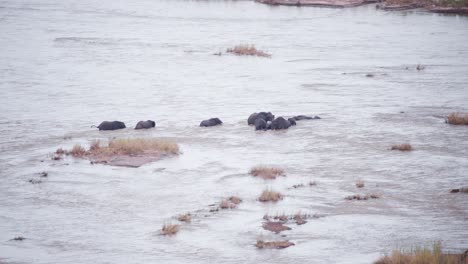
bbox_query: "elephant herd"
[93,112,320,131]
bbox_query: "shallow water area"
[1,0,468,263]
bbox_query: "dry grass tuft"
[356,180,365,188]
[346,193,381,200]
[161,224,179,236]
[228,196,242,205]
[219,199,236,209]
[256,240,294,249]
[177,213,191,222]
[374,242,466,264]
[103,138,179,155]
[69,144,86,157]
[219,196,242,209]
[250,166,285,179]
[227,45,271,58]
[391,143,413,151]
[259,189,283,202]
[66,138,179,159]
[89,139,101,151]
[446,112,468,125]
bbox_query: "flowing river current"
[1,0,467,263]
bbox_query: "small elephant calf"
[135,120,156,130]
[200,118,223,127]
[94,121,126,131]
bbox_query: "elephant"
[135,120,156,130]
[94,121,126,131]
[248,112,275,125]
[288,118,297,126]
[200,118,223,127]
[270,117,291,130]
[254,118,267,130]
[293,115,321,121]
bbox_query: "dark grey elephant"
[200,118,223,127]
[94,121,126,131]
[135,120,156,129]
[288,118,297,126]
[248,112,275,125]
[270,117,291,130]
[293,115,321,121]
[254,119,267,130]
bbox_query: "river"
[0,0,467,263]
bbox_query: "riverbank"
[256,0,468,14]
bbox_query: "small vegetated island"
[57,138,180,168]
[256,0,468,14]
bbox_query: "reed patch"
[161,224,179,236]
[250,166,285,179]
[446,112,468,125]
[259,189,283,202]
[374,242,466,264]
[60,138,180,167]
[227,45,271,58]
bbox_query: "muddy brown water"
[1,0,468,263]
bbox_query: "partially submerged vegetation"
[374,242,467,264]
[227,45,271,58]
[345,193,381,200]
[263,212,320,225]
[177,213,191,222]
[446,112,468,125]
[55,138,180,167]
[256,240,295,249]
[250,166,285,179]
[259,189,283,202]
[161,224,179,236]
[356,179,365,188]
[219,196,242,209]
[390,143,413,151]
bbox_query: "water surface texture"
[1,0,468,263]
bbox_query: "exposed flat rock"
[262,221,292,233]
[256,0,378,8]
[89,152,163,168]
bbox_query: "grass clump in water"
[356,180,365,188]
[69,144,86,157]
[259,189,283,202]
[161,224,179,236]
[102,138,179,155]
[390,143,413,151]
[374,241,467,264]
[250,166,285,179]
[177,213,191,222]
[446,112,468,125]
[227,45,271,58]
[219,196,242,209]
